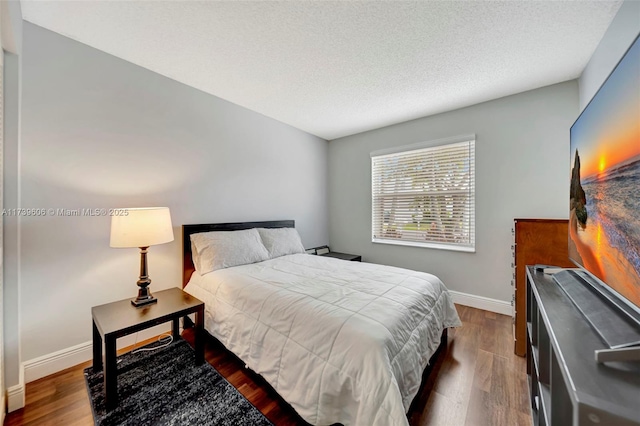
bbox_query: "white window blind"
[371,137,475,252]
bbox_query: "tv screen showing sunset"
[569,35,640,309]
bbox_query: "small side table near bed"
[320,251,362,262]
[309,245,362,262]
[91,287,205,410]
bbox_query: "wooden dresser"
[514,219,574,356]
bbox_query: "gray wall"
[17,22,328,362]
[328,81,578,303]
[3,53,21,388]
[2,0,22,389]
[579,0,640,110]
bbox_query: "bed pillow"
[258,227,306,259]
[190,228,270,275]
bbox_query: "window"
[371,135,475,252]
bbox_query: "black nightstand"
[92,287,205,410]
[319,252,362,262]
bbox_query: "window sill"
[372,238,475,253]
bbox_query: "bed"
[182,220,461,426]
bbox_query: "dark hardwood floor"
[5,305,530,426]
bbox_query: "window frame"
[370,134,476,253]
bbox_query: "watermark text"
[2,208,130,217]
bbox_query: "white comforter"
[185,254,461,426]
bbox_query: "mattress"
[184,253,461,425]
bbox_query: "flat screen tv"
[568,33,640,319]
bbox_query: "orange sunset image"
[568,36,640,308]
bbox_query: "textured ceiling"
[21,1,622,140]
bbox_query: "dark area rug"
[84,338,274,426]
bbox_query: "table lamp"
[110,207,174,307]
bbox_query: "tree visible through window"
[371,137,475,251]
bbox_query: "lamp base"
[131,295,157,307]
[132,246,157,307]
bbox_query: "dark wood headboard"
[182,220,295,287]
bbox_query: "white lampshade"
[110,207,174,248]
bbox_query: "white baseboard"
[7,382,24,413]
[23,325,171,384]
[7,364,25,412]
[24,340,93,384]
[449,290,512,316]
